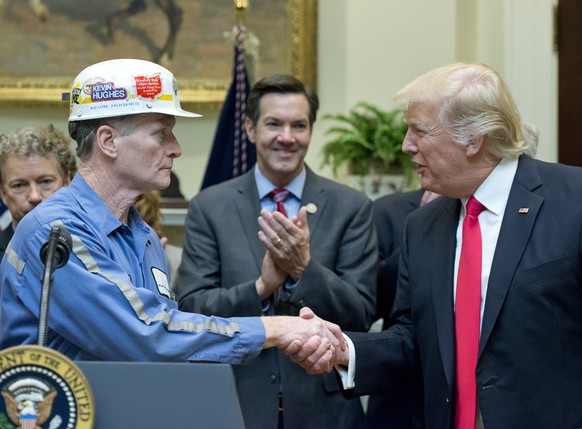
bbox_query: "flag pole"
[200,0,256,190]
[234,0,249,25]
[232,0,249,179]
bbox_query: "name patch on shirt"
[151,267,173,299]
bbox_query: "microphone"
[40,225,73,268]
[37,225,73,347]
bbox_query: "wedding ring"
[327,344,333,351]
[275,236,282,246]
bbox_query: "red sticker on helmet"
[134,74,163,99]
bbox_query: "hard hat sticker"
[71,87,82,105]
[90,82,128,102]
[134,74,163,100]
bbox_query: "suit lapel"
[479,156,543,354]
[410,188,424,211]
[233,171,265,272]
[431,199,461,390]
[298,167,326,238]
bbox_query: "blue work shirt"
[0,174,265,362]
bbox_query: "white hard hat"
[68,58,201,121]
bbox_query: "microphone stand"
[37,234,59,347]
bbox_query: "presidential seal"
[0,345,94,429]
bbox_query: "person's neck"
[77,165,134,224]
[258,166,303,189]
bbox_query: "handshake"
[261,307,349,374]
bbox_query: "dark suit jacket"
[0,224,14,262]
[177,166,377,429]
[373,189,423,328]
[348,155,582,429]
[368,190,425,429]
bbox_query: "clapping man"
[177,74,377,429]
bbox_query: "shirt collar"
[254,164,306,200]
[69,174,121,231]
[466,157,519,216]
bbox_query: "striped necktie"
[268,188,289,217]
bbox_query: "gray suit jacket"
[348,155,582,429]
[177,166,377,429]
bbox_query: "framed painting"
[0,0,317,109]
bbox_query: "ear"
[245,116,256,144]
[94,125,119,159]
[466,134,485,158]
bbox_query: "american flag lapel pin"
[518,207,529,214]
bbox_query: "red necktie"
[455,196,485,429]
[268,188,289,217]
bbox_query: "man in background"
[0,124,76,260]
[178,74,377,429]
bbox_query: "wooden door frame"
[557,0,582,166]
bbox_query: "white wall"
[311,0,458,178]
[0,0,557,199]
[312,0,557,169]
[500,0,558,162]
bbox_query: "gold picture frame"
[0,0,317,109]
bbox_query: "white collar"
[463,157,518,215]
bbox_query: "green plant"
[320,102,414,179]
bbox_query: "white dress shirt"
[455,157,518,329]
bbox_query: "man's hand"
[285,307,350,374]
[257,207,310,281]
[261,307,346,373]
[255,250,287,300]
[285,334,337,374]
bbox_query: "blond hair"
[394,63,526,160]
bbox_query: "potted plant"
[320,101,416,196]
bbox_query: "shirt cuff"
[279,277,298,302]
[260,298,271,314]
[336,333,356,390]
